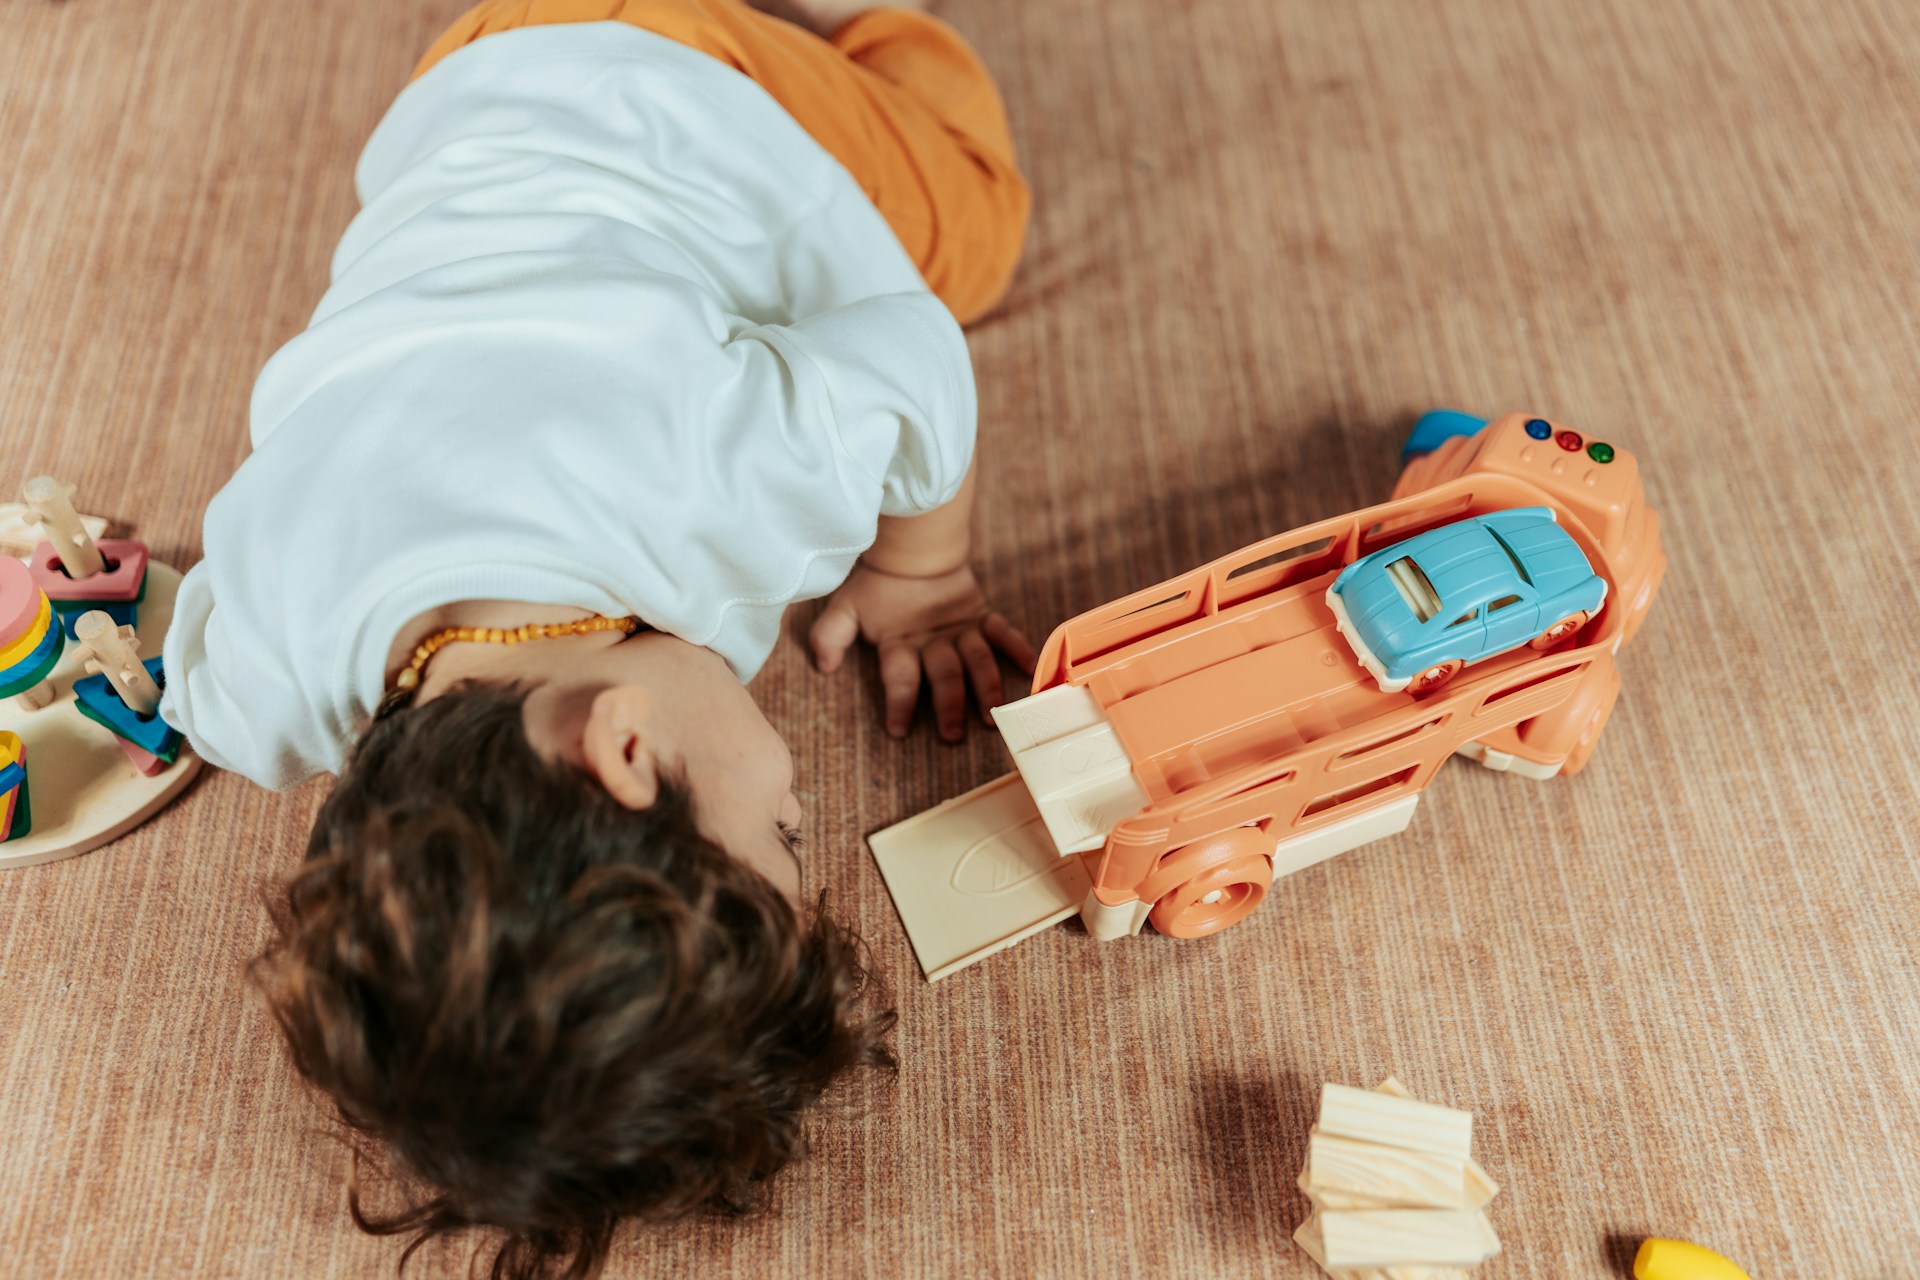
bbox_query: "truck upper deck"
[1104,568,1377,800]
[1037,472,1624,811]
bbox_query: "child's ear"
[582,685,659,810]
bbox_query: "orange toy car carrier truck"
[869,413,1665,981]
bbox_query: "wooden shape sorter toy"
[1,478,201,870]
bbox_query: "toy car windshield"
[1383,557,1442,622]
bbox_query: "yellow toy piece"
[1634,1238,1754,1280]
[0,595,53,667]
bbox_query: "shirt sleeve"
[159,554,348,792]
[735,291,978,518]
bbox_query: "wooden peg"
[0,502,108,560]
[22,476,106,581]
[15,682,55,712]
[73,611,161,716]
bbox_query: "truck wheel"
[1148,851,1273,939]
[1557,679,1613,776]
[1561,724,1601,776]
[1516,651,1620,778]
[1408,660,1463,695]
[1530,611,1589,650]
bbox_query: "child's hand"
[810,564,1036,741]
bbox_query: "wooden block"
[73,689,182,762]
[20,478,106,579]
[1461,1156,1499,1209]
[1295,1212,1331,1269]
[1304,1171,1396,1209]
[1301,1140,1418,1211]
[112,735,167,777]
[1307,1129,1470,1208]
[0,557,40,641]
[0,595,53,667]
[54,595,139,641]
[1319,1209,1500,1268]
[0,622,64,698]
[1305,1166,1397,1205]
[1318,1083,1473,1159]
[1306,1177,1483,1215]
[30,538,147,603]
[1302,1211,1478,1278]
[0,501,107,561]
[0,732,23,838]
[1372,1077,1500,1206]
[72,612,162,715]
[4,773,31,842]
[1310,1185,1406,1211]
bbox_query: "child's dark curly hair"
[249,681,895,1280]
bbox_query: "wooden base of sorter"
[0,559,202,869]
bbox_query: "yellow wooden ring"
[0,595,52,668]
[0,728,23,770]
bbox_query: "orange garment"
[414,1,1029,324]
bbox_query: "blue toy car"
[1326,507,1608,694]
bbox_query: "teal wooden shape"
[0,625,64,698]
[3,771,29,842]
[72,657,181,759]
[54,595,140,641]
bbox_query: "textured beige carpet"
[3,0,1918,1275]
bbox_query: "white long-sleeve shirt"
[158,23,976,790]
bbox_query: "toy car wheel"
[1148,847,1273,940]
[1407,660,1463,695]
[1530,611,1590,650]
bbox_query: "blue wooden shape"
[72,657,181,758]
[0,623,65,698]
[2,771,29,842]
[73,700,182,764]
[54,595,140,641]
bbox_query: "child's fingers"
[922,638,966,742]
[878,642,922,738]
[956,629,1003,723]
[809,599,861,673]
[983,611,1038,673]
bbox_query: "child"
[157,1,1033,1274]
